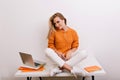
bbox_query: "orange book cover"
[84,65,101,72]
[18,66,45,72]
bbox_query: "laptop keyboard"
[34,62,40,66]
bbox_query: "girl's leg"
[65,49,88,76]
[45,48,72,76]
[45,48,87,72]
[66,49,88,67]
[45,48,72,71]
[45,48,65,67]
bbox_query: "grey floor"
[34,76,83,80]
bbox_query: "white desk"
[15,53,106,80]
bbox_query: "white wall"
[0,0,120,80]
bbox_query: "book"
[18,66,45,72]
[84,65,101,72]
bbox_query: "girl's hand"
[57,52,66,60]
[65,48,77,60]
[65,50,72,60]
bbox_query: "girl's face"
[53,16,65,29]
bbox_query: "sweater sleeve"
[48,31,56,50]
[71,30,79,48]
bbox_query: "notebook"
[84,65,101,72]
[19,52,46,69]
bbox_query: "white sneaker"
[50,67,62,76]
[71,67,85,78]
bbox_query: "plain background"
[0,0,120,80]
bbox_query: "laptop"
[19,52,45,69]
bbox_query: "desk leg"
[82,77,85,80]
[27,77,32,80]
[39,77,42,80]
[92,76,94,80]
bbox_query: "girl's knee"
[80,50,88,58]
[45,48,54,56]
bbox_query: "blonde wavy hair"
[47,12,67,38]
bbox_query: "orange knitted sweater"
[48,27,79,55]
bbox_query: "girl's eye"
[56,21,60,23]
[54,21,60,25]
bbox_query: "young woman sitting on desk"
[45,12,88,76]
